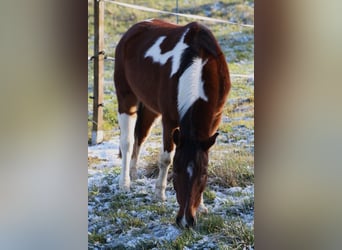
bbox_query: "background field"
[88,0,254,249]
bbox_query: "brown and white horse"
[114,19,230,227]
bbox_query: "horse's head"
[172,128,218,228]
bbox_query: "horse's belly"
[134,90,160,114]
[125,75,159,111]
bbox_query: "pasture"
[88,0,254,249]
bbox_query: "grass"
[109,210,145,229]
[110,193,134,210]
[142,148,160,178]
[203,188,216,203]
[88,231,107,245]
[137,203,169,215]
[198,213,225,234]
[157,214,254,249]
[88,156,106,167]
[209,146,254,187]
[225,196,254,217]
[88,184,100,198]
[161,229,200,250]
[223,219,254,249]
[219,123,234,133]
[108,192,174,227]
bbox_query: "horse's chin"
[176,215,185,228]
[176,207,197,228]
[176,215,197,228]
[185,215,197,228]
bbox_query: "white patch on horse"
[187,162,193,179]
[155,150,174,201]
[177,57,208,119]
[118,113,137,191]
[144,29,189,77]
[181,216,187,228]
[143,18,155,22]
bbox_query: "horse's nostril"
[176,215,197,228]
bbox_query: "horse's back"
[115,19,221,63]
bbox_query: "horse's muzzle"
[176,215,197,228]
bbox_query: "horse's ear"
[173,128,181,146]
[200,132,219,151]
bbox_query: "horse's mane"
[185,22,221,57]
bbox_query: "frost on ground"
[88,129,254,249]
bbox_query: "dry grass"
[209,145,254,187]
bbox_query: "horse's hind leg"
[115,76,138,191]
[118,111,137,191]
[198,193,208,214]
[130,104,159,180]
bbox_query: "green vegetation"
[224,219,254,249]
[158,215,254,249]
[109,210,145,229]
[88,231,106,244]
[162,229,200,250]
[209,146,254,187]
[203,188,216,203]
[198,213,225,234]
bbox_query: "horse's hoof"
[155,184,167,201]
[197,204,208,214]
[130,169,138,181]
[155,188,166,201]
[155,193,166,201]
[119,178,130,192]
[119,184,130,192]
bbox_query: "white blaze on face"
[187,162,193,179]
[144,29,189,77]
[177,57,208,119]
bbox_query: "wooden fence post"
[92,0,105,145]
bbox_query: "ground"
[88,131,254,249]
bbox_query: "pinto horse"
[114,19,230,227]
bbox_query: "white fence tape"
[103,0,254,28]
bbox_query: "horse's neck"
[180,105,213,140]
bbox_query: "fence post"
[92,0,105,145]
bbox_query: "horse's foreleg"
[118,113,137,191]
[155,122,176,201]
[197,193,208,214]
[155,150,174,201]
